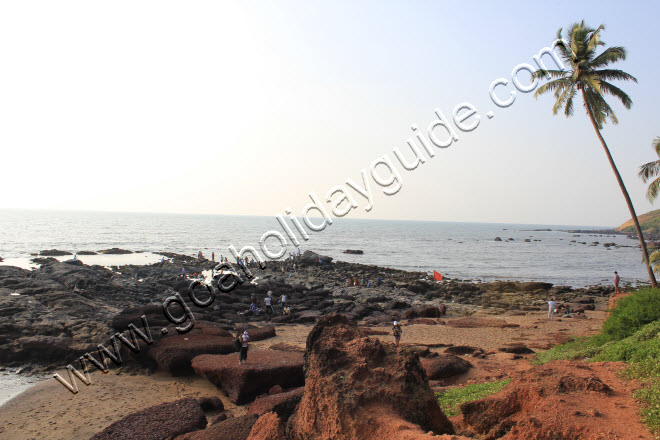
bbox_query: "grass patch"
[436,379,511,417]
[534,287,660,434]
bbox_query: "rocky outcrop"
[149,334,236,375]
[174,414,259,440]
[99,248,134,254]
[299,250,333,266]
[288,314,454,440]
[0,252,612,372]
[192,350,305,404]
[247,412,287,440]
[39,249,72,256]
[421,354,472,380]
[90,398,207,440]
[248,387,304,417]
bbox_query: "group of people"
[249,291,289,316]
[546,299,573,319]
[346,276,382,288]
[547,271,622,320]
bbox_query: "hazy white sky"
[1,1,659,227]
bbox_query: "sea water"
[0,209,647,287]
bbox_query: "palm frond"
[600,81,633,109]
[564,87,577,117]
[591,47,627,68]
[587,24,605,52]
[653,137,660,157]
[649,250,660,266]
[533,69,570,80]
[552,85,572,115]
[534,78,570,98]
[595,69,637,83]
[639,160,660,183]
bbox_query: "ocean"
[0,209,648,288]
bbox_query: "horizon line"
[0,207,622,229]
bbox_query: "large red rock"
[420,354,472,380]
[288,314,454,440]
[90,398,206,440]
[246,412,287,440]
[192,350,305,404]
[248,387,304,417]
[174,414,259,440]
[241,326,276,341]
[149,334,235,375]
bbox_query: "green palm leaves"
[639,138,660,203]
[533,20,637,128]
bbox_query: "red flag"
[433,270,443,281]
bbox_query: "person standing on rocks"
[392,321,402,346]
[239,330,250,365]
[280,293,287,314]
[614,271,620,294]
[265,291,274,315]
[548,299,557,320]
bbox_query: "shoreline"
[0,247,639,289]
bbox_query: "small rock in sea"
[99,248,133,254]
[343,249,364,255]
[494,237,502,241]
[39,249,72,256]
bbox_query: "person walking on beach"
[392,321,402,346]
[211,252,215,262]
[238,330,250,365]
[614,271,621,294]
[548,299,557,320]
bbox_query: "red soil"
[455,360,654,440]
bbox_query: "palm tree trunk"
[582,89,658,287]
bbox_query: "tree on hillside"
[638,137,660,202]
[532,20,657,287]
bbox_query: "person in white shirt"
[265,293,274,315]
[280,294,287,314]
[548,299,557,320]
[239,330,250,364]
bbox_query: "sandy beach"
[0,313,607,440]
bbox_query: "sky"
[1,1,660,227]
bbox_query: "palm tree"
[638,137,660,202]
[533,20,657,287]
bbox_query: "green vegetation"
[436,379,511,417]
[532,21,657,287]
[638,137,660,203]
[534,287,660,433]
[616,208,660,236]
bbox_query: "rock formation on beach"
[288,314,454,440]
[0,251,613,374]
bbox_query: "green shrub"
[635,381,660,433]
[602,288,660,340]
[436,379,511,417]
